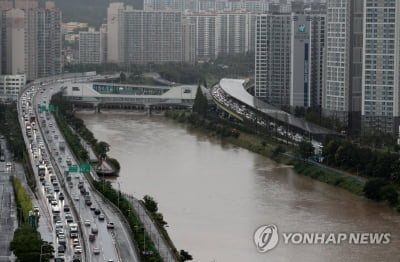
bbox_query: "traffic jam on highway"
[211,85,324,153]
[20,82,118,262]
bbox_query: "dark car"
[89,234,95,242]
[94,209,101,215]
[72,254,81,262]
[58,193,64,200]
[63,204,70,212]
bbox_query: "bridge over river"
[60,82,200,111]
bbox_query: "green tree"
[192,86,208,116]
[95,141,110,157]
[298,141,314,159]
[143,195,158,213]
[380,185,399,206]
[363,178,388,201]
[108,157,120,171]
[10,224,54,262]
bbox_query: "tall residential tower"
[361,0,400,134]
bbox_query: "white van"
[52,206,61,215]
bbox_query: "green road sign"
[49,104,55,112]
[79,163,90,172]
[39,105,47,112]
[69,165,78,173]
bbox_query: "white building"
[323,0,363,132]
[0,74,26,101]
[4,9,25,75]
[79,30,101,64]
[255,12,325,109]
[106,2,125,63]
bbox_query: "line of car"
[37,84,118,262]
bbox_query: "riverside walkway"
[122,193,178,262]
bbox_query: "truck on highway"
[69,223,78,238]
[52,206,60,215]
[38,164,46,176]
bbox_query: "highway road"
[19,85,80,261]
[31,78,139,262]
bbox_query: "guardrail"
[33,89,88,262]
[83,173,141,262]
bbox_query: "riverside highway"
[18,76,139,262]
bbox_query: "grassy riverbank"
[165,111,366,197]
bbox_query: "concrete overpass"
[212,78,340,139]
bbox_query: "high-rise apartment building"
[34,7,62,79]
[99,24,107,63]
[122,10,183,64]
[79,30,101,64]
[182,19,196,64]
[143,0,270,14]
[255,11,325,108]
[255,14,291,106]
[107,2,125,63]
[187,13,218,60]
[1,1,61,81]
[217,12,254,56]
[361,0,400,134]
[107,3,202,64]
[323,0,363,132]
[186,11,255,61]
[3,8,25,75]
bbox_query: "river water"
[77,112,400,262]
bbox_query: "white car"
[93,247,100,255]
[84,220,91,227]
[73,239,80,247]
[74,245,82,254]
